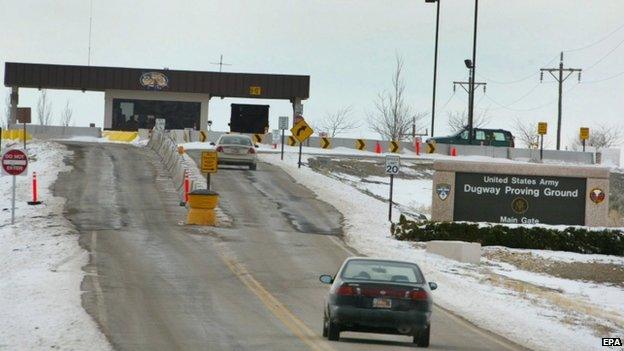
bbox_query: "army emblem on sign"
[140,72,169,90]
[589,188,605,204]
[511,197,529,214]
[436,184,451,201]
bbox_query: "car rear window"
[341,260,424,284]
[219,136,252,146]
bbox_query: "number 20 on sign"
[385,155,400,222]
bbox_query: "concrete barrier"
[426,241,481,264]
[9,124,101,139]
[148,131,204,202]
[103,131,138,142]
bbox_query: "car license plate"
[225,148,241,154]
[372,298,392,309]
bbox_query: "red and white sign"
[2,149,28,176]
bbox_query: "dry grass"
[481,271,623,336]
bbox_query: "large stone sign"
[431,160,610,227]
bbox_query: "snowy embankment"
[260,152,623,351]
[0,141,110,350]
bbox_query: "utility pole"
[210,54,232,72]
[467,0,479,142]
[87,0,93,66]
[540,52,582,150]
[453,71,486,127]
[425,0,441,137]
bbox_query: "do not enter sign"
[2,149,28,176]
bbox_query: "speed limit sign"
[385,155,400,175]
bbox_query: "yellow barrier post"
[187,189,219,226]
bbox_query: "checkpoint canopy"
[4,62,310,131]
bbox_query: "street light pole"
[467,0,479,142]
[426,0,441,137]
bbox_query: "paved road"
[54,142,527,351]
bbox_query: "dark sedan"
[319,257,437,347]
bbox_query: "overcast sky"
[1,0,623,148]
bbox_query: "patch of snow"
[0,142,110,350]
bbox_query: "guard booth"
[4,62,310,131]
[229,104,269,134]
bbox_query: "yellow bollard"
[187,190,219,226]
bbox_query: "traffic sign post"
[200,150,218,190]
[385,155,400,222]
[538,122,547,161]
[279,116,289,160]
[2,149,28,224]
[290,119,314,169]
[580,127,589,152]
[17,108,31,150]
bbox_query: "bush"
[391,215,624,256]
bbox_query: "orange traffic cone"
[375,141,382,154]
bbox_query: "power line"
[564,22,624,53]
[484,93,554,112]
[437,91,456,113]
[584,36,624,71]
[484,83,541,111]
[477,54,558,85]
[583,70,624,84]
[479,24,624,85]
[483,83,580,113]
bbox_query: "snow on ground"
[0,141,110,350]
[330,173,432,216]
[260,151,623,351]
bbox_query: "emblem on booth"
[589,188,605,204]
[436,184,451,201]
[140,72,169,90]
[511,197,529,214]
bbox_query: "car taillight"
[409,289,428,301]
[248,147,256,154]
[336,284,355,296]
[216,146,224,152]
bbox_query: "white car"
[213,134,258,170]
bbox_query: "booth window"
[112,98,201,130]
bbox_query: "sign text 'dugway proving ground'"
[454,172,586,225]
[431,160,610,227]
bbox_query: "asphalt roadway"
[54,142,528,351]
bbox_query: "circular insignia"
[589,188,605,204]
[511,197,529,214]
[140,72,169,90]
